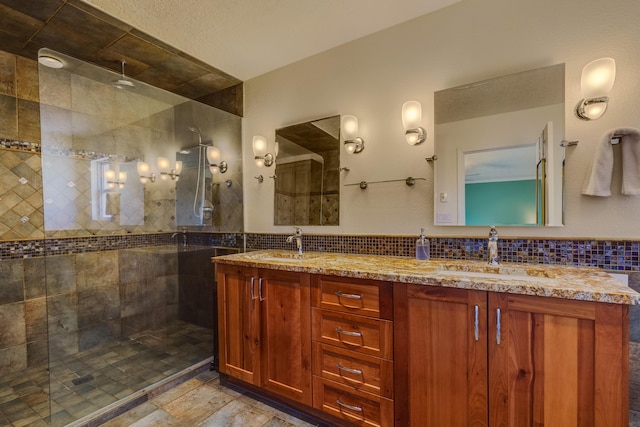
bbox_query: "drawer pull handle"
[335,327,362,338]
[250,277,256,301]
[337,363,363,375]
[474,305,479,341]
[336,398,363,412]
[335,291,362,300]
[258,277,265,302]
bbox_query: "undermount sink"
[253,252,319,263]
[434,263,558,282]
[435,269,556,283]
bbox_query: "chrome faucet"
[488,226,499,265]
[286,226,303,255]
[171,227,187,247]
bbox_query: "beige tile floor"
[102,371,318,427]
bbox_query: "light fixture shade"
[207,146,221,164]
[209,165,219,174]
[139,176,148,184]
[274,141,279,158]
[581,57,616,99]
[175,161,183,174]
[118,171,127,182]
[252,135,267,157]
[104,169,116,180]
[254,158,265,168]
[581,101,608,120]
[402,101,422,130]
[137,161,149,175]
[157,157,170,171]
[341,115,359,140]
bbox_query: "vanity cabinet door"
[259,269,312,405]
[217,264,261,384]
[488,292,629,427]
[394,284,488,427]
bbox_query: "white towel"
[582,127,640,196]
[621,129,640,195]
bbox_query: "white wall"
[243,0,640,238]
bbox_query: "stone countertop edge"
[212,250,640,305]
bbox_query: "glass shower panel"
[38,49,233,426]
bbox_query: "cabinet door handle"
[335,327,362,338]
[496,308,501,345]
[335,291,362,300]
[337,363,363,375]
[336,398,363,412]
[474,305,479,341]
[258,277,265,302]
[250,277,256,301]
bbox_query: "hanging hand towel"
[620,128,640,195]
[582,129,617,196]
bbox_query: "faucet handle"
[489,226,498,239]
[293,226,302,236]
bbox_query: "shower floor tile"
[0,320,213,427]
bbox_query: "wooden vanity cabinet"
[396,283,630,427]
[311,275,394,427]
[217,264,312,405]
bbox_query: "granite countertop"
[212,250,640,305]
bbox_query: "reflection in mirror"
[434,63,565,226]
[274,116,340,225]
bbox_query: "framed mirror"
[274,115,340,225]
[434,63,565,226]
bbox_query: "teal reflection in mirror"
[434,64,565,226]
[274,115,340,225]
[463,145,538,225]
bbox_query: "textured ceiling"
[79,0,462,81]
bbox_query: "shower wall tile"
[77,286,120,328]
[0,94,18,140]
[17,98,40,143]
[38,66,72,110]
[0,259,24,304]
[76,251,119,291]
[0,51,16,96]
[40,104,72,148]
[48,330,79,358]
[24,257,46,299]
[47,292,79,335]
[26,340,48,367]
[44,255,76,295]
[0,345,27,376]
[15,56,39,103]
[25,297,47,342]
[0,302,26,349]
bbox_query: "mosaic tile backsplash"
[2,232,640,271]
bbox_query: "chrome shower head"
[188,126,203,145]
[112,60,135,89]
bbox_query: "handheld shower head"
[188,126,203,145]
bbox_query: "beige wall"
[243,0,640,238]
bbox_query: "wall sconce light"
[253,135,277,167]
[137,161,156,184]
[157,157,184,181]
[104,169,127,189]
[402,101,426,145]
[576,57,616,121]
[341,115,365,154]
[206,146,228,174]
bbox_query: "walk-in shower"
[0,48,245,426]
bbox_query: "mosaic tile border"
[2,232,639,271]
[0,138,41,152]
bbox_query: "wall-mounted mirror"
[274,115,340,225]
[434,63,565,226]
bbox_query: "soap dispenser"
[416,227,430,260]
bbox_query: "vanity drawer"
[313,376,394,427]
[312,275,393,320]
[312,308,393,359]
[312,342,393,399]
